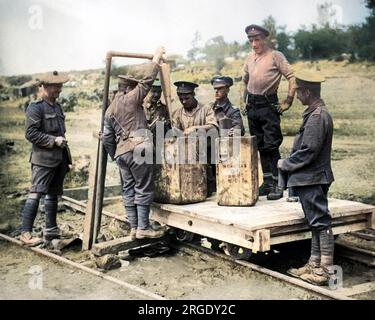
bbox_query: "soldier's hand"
[277,159,285,169]
[184,126,197,135]
[277,102,291,114]
[55,136,67,148]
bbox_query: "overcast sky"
[0,0,370,75]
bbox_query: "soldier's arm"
[231,109,245,136]
[126,47,165,107]
[275,51,296,106]
[242,58,250,103]
[25,104,56,148]
[278,114,325,172]
[102,117,117,161]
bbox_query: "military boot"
[288,230,321,277]
[129,228,137,241]
[287,260,320,278]
[300,266,335,286]
[136,227,165,239]
[300,228,335,286]
[259,174,273,196]
[267,183,284,200]
[20,232,43,247]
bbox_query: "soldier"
[209,76,245,136]
[172,81,218,134]
[20,71,72,246]
[278,70,335,286]
[242,24,296,200]
[143,79,171,133]
[103,46,165,240]
[172,81,218,195]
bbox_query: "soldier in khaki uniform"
[172,81,218,195]
[209,76,245,136]
[172,81,218,134]
[278,71,335,286]
[103,47,165,240]
[143,79,170,133]
[20,71,72,246]
[242,24,296,200]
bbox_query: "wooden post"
[83,50,164,250]
[82,137,100,250]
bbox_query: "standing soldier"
[242,24,296,200]
[278,71,335,286]
[209,76,245,136]
[172,81,218,195]
[144,79,171,133]
[20,71,71,246]
[103,47,165,240]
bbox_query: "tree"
[187,31,202,61]
[317,2,337,27]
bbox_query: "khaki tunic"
[172,103,218,131]
[242,49,294,95]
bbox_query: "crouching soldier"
[20,71,72,246]
[278,70,335,286]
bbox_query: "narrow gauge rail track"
[2,232,373,300]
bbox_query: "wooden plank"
[82,147,99,250]
[151,207,255,250]
[368,210,375,229]
[336,247,375,267]
[153,198,375,232]
[91,236,168,256]
[337,282,375,297]
[335,240,375,257]
[350,231,375,242]
[270,222,369,246]
[253,229,270,253]
[270,214,368,237]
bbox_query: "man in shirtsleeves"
[172,81,218,196]
[242,24,296,200]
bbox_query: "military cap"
[211,76,234,89]
[294,70,325,89]
[109,84,119,93]
[245,24,270,37]
[36,71,69,85]
[118,75,139,86]
[152,79,162,88]
[174,81,199,94]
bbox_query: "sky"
[0,0,370,76]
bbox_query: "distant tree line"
[187,0,375,68]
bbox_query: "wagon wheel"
[207,238,223,251]
[174,228,196,242]
[221,242,252,260]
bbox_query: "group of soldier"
[20,24,335,286]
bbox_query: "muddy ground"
[1,203,375,300]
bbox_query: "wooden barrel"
[216,136,259,206]
[154,137,207,204]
